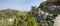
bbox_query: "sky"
[0,0,46,11]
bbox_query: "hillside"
[38,0,60,14]
[0,9,19,18]
[0,9,38,26]
[28,0,60,26]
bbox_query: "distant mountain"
[0,9,24,18]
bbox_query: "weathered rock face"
[29,0,60,26]
[54,15,60,26]
[47,0,60,2]
[38,0,60,26]
[39,0,60,8]
[38,0,60,14]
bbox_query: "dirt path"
[54,15,60,26]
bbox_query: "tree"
[14,12,38,26]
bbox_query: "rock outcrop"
[38,0,60,26]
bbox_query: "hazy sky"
[0,0,46,11]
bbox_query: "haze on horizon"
[0,0,46,11]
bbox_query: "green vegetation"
[0,9,38,26]
[0,0,60,26]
